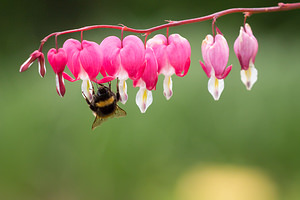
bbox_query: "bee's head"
[97,86,108,97]
[97,85,110,97]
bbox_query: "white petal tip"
[120,94,128,104]
[163,91,173,100]
[241,65,257,91]
[163,75,173,101]
[136,88,153,113]
[208,76,224,101]
[119,80,128,104]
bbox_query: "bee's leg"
[116,78,120,101]
[82,92,97,112]
[82,91,91,105]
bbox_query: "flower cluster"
[20,33,192,113]
[19,23,258,112]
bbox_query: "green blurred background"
[1,0,300,199]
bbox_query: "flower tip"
[136,88,153,113]
[164,90,173,100]
[55,73,66,97]
[240,65,258,91]
[208,76,224,101]
[38,54,46,77]
[163,75,173,100]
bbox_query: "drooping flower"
[19,50,46,77]
[146,34,191,100]
[200,34,232,100]
[234,23,258,90]
[47,48,68,97]
[99,35,145,104]
[133,47,158,113]
[62,39,111,101]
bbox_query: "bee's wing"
[92,116,107,130]
[92,106,126,130]
[113,105,127,118]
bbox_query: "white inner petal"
[163,75,173,100]
[208,76,224,101]
[118,79,128,104]
[81,79,93,102]
[240,64,258,90]
[55,74,62,97]
[136,87,153,113]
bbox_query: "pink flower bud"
[20,50,46,77]
[47,48,68,97]
[200,34,232,100]
[146,33,191,100]
[234,23,258,90]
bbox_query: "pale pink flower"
[99,35,145,104]
[133,47,158,113]
[200,34,232,100]
[47,48,68,97]
[146,34,191,100]
[19,50,46,77]
[234,23,258,90]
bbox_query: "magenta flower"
[234,23,258,90]
[133,47,158,113]
[99,35,145,104]
[200,34,232,100]
[146,34,191,100]
[19,50,46,77]
[62,39,109,101]
[47,48,68,97]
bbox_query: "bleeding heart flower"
[146,34,191,100]
[234,23,258,90]
[99,35,145,104]
[200,34,232,100]
[19,50,46,77]
[133,47,158,113]
[47,48,68,97]
[62,39,111,101]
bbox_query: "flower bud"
[234,23,258,90]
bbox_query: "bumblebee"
[83,81,126,129]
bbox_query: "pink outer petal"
[167,34,191,77]
[38,53,46,77]
[146,34,168,74]
[234,24,258,70]
[63,39,82,78]
[80,40,102,79]
[207,34,229,77]
[120,35,145,80]
[201,35,214,68]
[216,65,232,79]
[200,61,211,78]
[99,36,122,76]
[94,76,116,84]
[141,48,158,90]
[47,48,67,74]
[62,72,79,82]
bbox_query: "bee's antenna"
[108,81,112,90]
